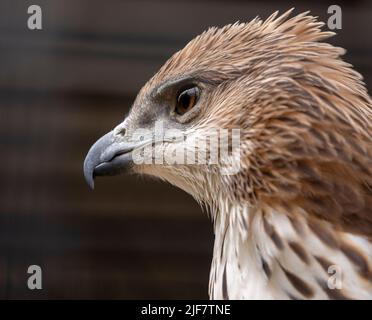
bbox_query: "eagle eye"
[175,86,200,116]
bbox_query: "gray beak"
[83,131,134,189]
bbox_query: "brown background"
[0,0,371,299]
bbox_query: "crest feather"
[150,10,338,85]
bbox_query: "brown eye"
[175,86,200,115]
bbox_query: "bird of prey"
[84,10,372,299]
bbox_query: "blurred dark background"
[0,0,371,299]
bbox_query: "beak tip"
[83,167,95,190]
[83,131,114,190]
[88,177,95,190]
[83,158,96,190]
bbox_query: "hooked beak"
[83,131,135,189]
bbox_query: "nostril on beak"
[114,125,126,137]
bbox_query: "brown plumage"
[84,9,372,299]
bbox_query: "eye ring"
[175,86,200,116]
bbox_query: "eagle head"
[84,10,371,253]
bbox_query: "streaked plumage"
[84,10,372,299]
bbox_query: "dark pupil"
[177,88,197,115]
[180,91,192,109]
